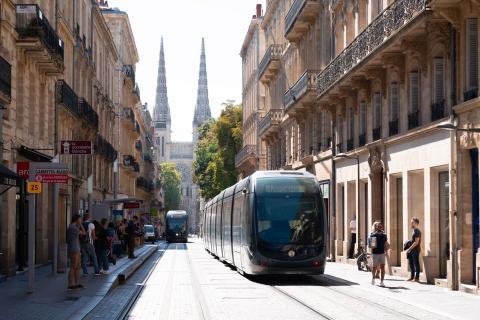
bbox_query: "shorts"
[372,253,386,267]
[69,252,81,269]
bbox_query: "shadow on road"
[246,274,359,287]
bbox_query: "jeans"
[95,247,109,271]
[81,243,100,274]
[349,233,356,258]
[408,250,420,278]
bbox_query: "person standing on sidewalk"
[369,221,389,287]
[93,220,109,273]
[67,214,85,290]
[348,216,357,258]
[126,216,139,259]
[80,213,102,275]
[406,217,422,282]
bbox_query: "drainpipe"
[331,115,337,261]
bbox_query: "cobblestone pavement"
[119,240,480,320]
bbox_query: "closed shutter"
[338,114,344,146]
[410,71,420,113]
[360,101,367,134]
[391,82,399,121]
[349,107,354,139]
[374,92,381,128]
[467,18,478,89]
[434,57,445,103]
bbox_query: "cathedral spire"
[154,37,171,126]
[193,38,211,128]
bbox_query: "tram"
[203,171,326,275]
[166,210,188,243]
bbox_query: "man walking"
[348,216,357,258]
[67,214,85,290]
[81,212,102,275]
[126,216,139,259]
[406,217,422,282]
[369,221,389,287]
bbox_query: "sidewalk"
[324,262,480,320]
[0,244,158,320]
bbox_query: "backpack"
[368,234,377,249]
[80,221,91,244]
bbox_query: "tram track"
[270,286,334,319]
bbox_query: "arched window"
[408,69,421,129]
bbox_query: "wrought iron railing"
[137,177,154,192]
[95,135,117,162]
[316,0,426,97]
[80,98,99,129]
[0,56,11,99]
[464,87,478,102]
[373,127,382,141]
[124,65,135,83]
[389,119,399,136]
[285,0,307,35]
[15,4,64,60]
[284,70,319,111]
[56,81,79,115]
[359,133,366,147]
[235,145,256,167]
[258,44,282,79]
[408,110,420,130]
[258,109,283,136]
[431,100,445,122]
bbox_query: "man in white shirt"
[348,216,357,258]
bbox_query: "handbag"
[403,240,413,251]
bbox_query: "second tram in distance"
[202,171,326,275]
[166,210,188,243]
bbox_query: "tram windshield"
[167,217,187,232]
[255,177,323,247]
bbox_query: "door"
[470,149,479,284]
[396,178,403,265]
[438,171,450,278]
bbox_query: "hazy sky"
[108,0,264,141]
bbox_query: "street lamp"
[334,152,361,256]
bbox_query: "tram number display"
[257,178,318,194]
[27,182,42,194]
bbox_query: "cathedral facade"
[153,38,211,233]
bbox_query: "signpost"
[27,182,41,194]
[60,140,92,155]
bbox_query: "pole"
[356,156,360,251]
[52,155,59,275]
[113,159,118,199]
[27,193,35,292]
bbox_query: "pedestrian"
[93,220,109,273]
[80,213,102,275]
[369,221,389,287]
[406,217,422,282]
[67,214,85,290]
[348,215,357,258]
[126,216,139,259]
[106,222,117,265]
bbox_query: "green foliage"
[193,101,243,200]
[158,162,182,212]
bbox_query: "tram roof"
[251,170,316,179]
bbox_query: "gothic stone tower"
[153,37,171,164]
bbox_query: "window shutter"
[391,82,399,121]
[467,18,478,89]
[434,57,445,103]
[374,92,381,128]
[410,72,420,113]
[360,101,367,134]
[349,107,354,139]
[338,114,344,145]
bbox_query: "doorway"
[371,169,384,224]
[396,177,403,266]
[470,149,479,284]
[438,171,450,278]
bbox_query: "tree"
[158,162,182,212]
[193,101,243,200]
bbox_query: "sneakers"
[371,278,375,285]
[379,282,385,287]
[407,277,415,281]
[94,271,105,276]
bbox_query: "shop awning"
[0,163,20,187]
[101,197,144,205]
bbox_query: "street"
[85,240,480,320]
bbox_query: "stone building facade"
[0,0,152,277]
[243,0,480,294]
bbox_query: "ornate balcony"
[0,56,11,103]
[408,110,420,130]
[124,65,135,84]
[79,99,99,129]
[95,135,117,162]
[258,109,283,139]
[431,100,446,122]
[359,133,366,147]
[15,4,64,73]
[285,0,320,42]
[316,0,427,98]
[464,87,478,102]
[56,81,79,116]
[284,70,319,114]
[258,44,283,83]
[373,127,382,141]
[389,119,399,136]
[137,177,154,192]
[235,145,257,168]
[123,107,135,126]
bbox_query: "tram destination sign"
[61,141,92,155]
[30,163,69,184]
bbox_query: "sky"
[108,0,264,141]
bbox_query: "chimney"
[256,4,262,18]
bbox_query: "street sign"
[124,202,140,209]
[17,161,30,179]
[27,182,42,194]
[31,163,69,184]
[61,140,92,155]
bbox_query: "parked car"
[143,224,155,244]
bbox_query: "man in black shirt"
[369,222,389,287]
[406,217,421,282]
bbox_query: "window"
[348,107,354,140]
[434,57,445,104]
[360,101,367,134]
[338,114,344,151]
[390,82,399,121]
[467,18,478,90]
[373,92,382,129]
[409,71,420,113]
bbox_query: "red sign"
[61,141,92,155]
[17,161,29,179]
[123,202,140,209]
[34,167,69,184]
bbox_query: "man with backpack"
[80,212,101,275]
[369,221,389,287]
